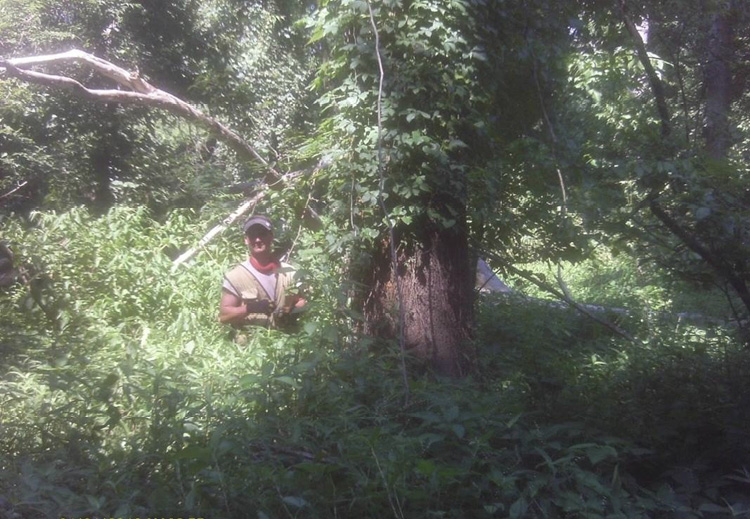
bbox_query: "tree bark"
[619,0,671,138]
[363,223,475,377]
[704,1,734,159]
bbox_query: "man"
[219,215,305,330]
[0,241,19,289]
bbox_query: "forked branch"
[0,50,281,181]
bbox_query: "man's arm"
[218,290,249,325]
[219,289,276,325]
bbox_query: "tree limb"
[0,50,282,181]
[616,6,750,326]
[171,192,265,271]
[649,198,750,313]
[481,250,636,342]
[0,181,28,199]
[1,50,156,93]
[171,161,324,269]
[0,49,323,266]
[618,0,672,137]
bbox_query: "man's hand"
[285,294,306,311]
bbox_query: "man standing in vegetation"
[218,215,305,331]
[0,241,19,289]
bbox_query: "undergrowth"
[506,249,736,320]
[1,207,749,518]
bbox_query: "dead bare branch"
[171,160,326,269]
[0,181,29,199]
[171,192,265,271]
[1,50,155,93]
[0,50,281,181]
[0,49,325,266]
[0,50,332,268]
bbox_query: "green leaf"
[695,207,711,220]
[444,405,459,421]
[509,498,528,519]
[585,445,618,465]
[275,375,300,388]
[282,496,308,508]
[240,374,260,389]
[416,459,436,475]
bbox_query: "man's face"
[244,226,273,258]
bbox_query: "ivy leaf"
[240,374,260,389]
[695,207,711,220]
[275,375,300,388]
[282,496,308,508]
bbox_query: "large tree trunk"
[363,223,475,377]
[89,106,122,214]
[703,1,735,159]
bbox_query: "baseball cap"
[243,215,273,234]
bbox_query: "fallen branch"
[0,180,28,199]
[476,258,512,293]
[171,160,327,269]
[0,49,325,266]
[171,191,265,271]
[0,50,281,181]
[481,250,635,341]
[479,252,735,331]
[509,261,636,342]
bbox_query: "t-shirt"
[222,260,276,300]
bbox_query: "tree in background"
[552,0,750,329]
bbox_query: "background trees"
[0,0,312,214]
[2,0,750,515]
[2,0,749,365]
[569,0,750,324]
[305,0,582,374]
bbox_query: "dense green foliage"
[1,210,749,518]
[3,0,750,516]
[2,210,750,517]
